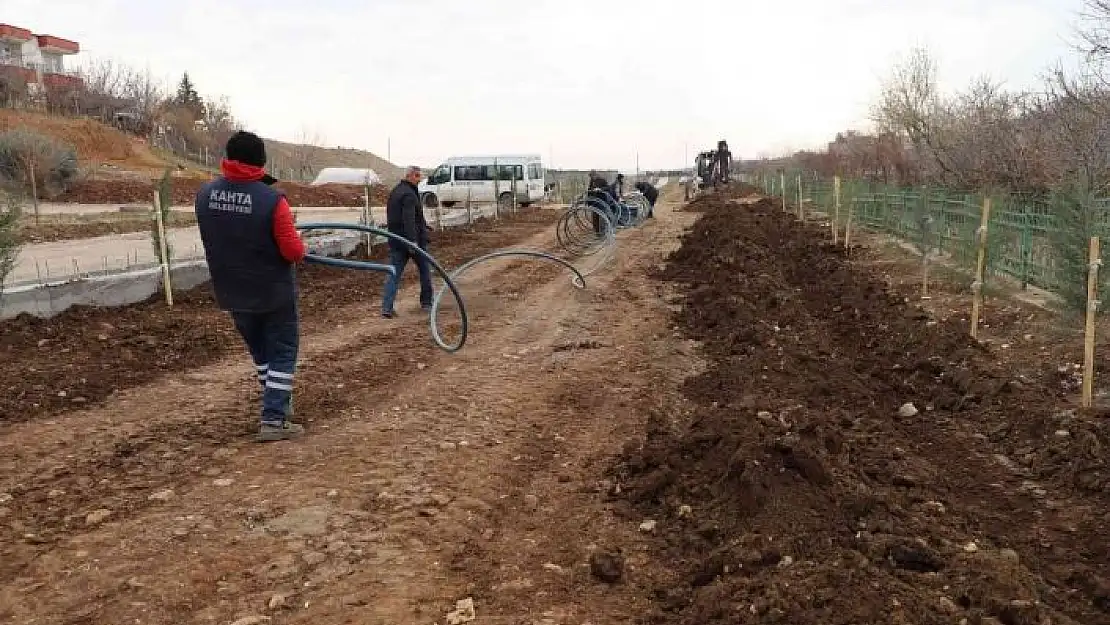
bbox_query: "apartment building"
[0,23,80,90]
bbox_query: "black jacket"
[385,180,428,244]
[587,173,609,191]
[634,181,659,205]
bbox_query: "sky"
[4,0,1091,170]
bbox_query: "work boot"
[382,310,397,319]
[256,420,305,442]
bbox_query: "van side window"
[455,166,493,181]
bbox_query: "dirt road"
[0,195,697,624]
[6,185,1109,625]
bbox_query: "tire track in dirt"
[0,214,582,623]
[0,190,699,625]
[0,210,556,422]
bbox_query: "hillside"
[0,110,399,187]
[264,139,403,183]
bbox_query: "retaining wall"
[0,208,492,320]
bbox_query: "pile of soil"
[0,209,556,422]
[0,110,135,162]
[614,188,1110,624]
[55,177,389,207]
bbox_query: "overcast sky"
[4,0,1089,170]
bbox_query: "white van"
[419,155,545,209]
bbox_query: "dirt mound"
[55,177,389,206]
[613,189,1109,624]
[0,109,136,162]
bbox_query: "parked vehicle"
[419,154,545,209]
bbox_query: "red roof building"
[0,23,81,90]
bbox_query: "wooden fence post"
[832,176,841,244]
[153,191,174,306]
[780,172,786,210]
[1083,236,1101,408]
[845,197,855,257]
[969,197,992,339]
[796,174,804,221]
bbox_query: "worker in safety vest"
[195,131,308,442]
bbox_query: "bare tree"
[290,127,326,182]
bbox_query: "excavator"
[686,140,733,199]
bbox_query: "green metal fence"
[753,171,1105,308]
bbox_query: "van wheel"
[498,192,514,211]
[422,193,438,208]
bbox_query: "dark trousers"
[381,239,433,313]
[231,302,299,426]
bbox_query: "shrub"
[0,190,21,298]
[0,129,79,203]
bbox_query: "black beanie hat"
[225,131,267,167]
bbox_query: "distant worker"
[381,166,434,318]
[194,131,307,442]
[634,180,659,218]
[610,173,625,199]
[586,170,618,234]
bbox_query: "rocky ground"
[2,186,1108,625]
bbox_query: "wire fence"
[751,171,1105,311]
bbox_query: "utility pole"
[635,151,640,176]
[387,137,391,162]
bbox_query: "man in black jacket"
[381,166,433,318]
[634,180,659,218]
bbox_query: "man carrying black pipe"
[381,166,433,318]
[195,131,308,442]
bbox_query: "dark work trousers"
[381,238,433,313]
[230,301,299,426]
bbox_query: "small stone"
[589,551,624,583]
[638,519,657,532]
[898,403,919,418]
[326,489,339,498]
[431,493,452,506]
[677,505,693,519]
[148,489,175,502]
[0,492,10,504]
[86,508,112,526]
[998,548,1020,563]
[416,363,427,370]
[340,595,368,606]
[922,501,946,514]
[963,541,979,553]
[173,528,190,537]
[267,594,286,610]
[229,617,271,625]
[542,562,566,574]
[48,489,65,498]
[937,597,960,614]
[301,551,327,566]
[213,478,234,487]
[778,555,794,567]
[439,442,458,451]
[1054,430,1071,439]
[445,597,476,625]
